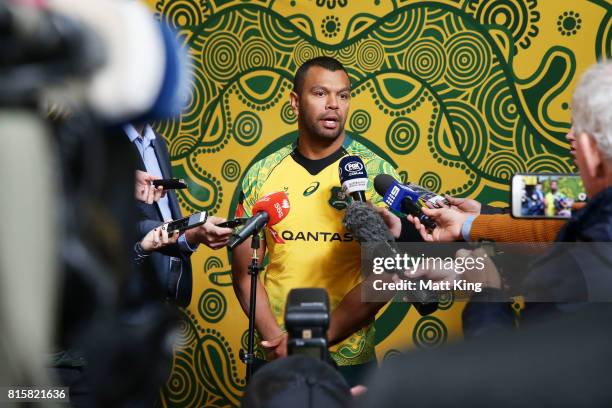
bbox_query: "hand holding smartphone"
[152,178,188,190]
[163,211,208,234]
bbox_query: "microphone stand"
[240,230,261,383]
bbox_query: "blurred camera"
[285,288,330,361]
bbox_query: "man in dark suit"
[125,122,232,307]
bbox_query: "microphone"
[343,201,438,316]
[374,174,437,231]
[228,191,290,250]
[404,181,450,209]
[338,155,368,202]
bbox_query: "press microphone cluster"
[228,191,290,250]
[343,201,438,316]
[339,157,438,316]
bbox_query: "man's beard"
[300,111,344,142]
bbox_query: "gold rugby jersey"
[240,136,400,366]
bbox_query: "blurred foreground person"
[0,0,215,405]
[364,304,612,408]
[242,355,352,408]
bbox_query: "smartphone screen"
[511,173,587,219]
[165,211,207,233]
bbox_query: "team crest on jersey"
[328,186,348,210]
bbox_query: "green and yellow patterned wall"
[143,0,611,406]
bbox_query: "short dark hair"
[293,56,348,94]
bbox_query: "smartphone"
[217,218,249,228]
[511,173,587,219]
[152,178,188,189]
[164,211,208,234]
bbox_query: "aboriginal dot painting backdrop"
[143,0,611,406]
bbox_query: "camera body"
[285,288,330,361]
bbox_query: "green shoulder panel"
[240,143,294,215]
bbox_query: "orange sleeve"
[470,214,566,242]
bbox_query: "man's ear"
[577,132,604,178]
[290,91,299,117]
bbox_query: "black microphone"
[228,212,269,250]
[343,201,438,316]
[339,155,368,202]
[374,174,437,230]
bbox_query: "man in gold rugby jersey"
[231,57,400,386]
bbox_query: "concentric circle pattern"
[349,109,372,133]
[202,32,240,82]
[444,32,491,89]
[405,38,446,83]
[280,101,297,124]
[239,38,275,71]
[412,316,448,350]
[418,172,442,193]
[356,39,385,71]
[233,111,262,146]
[293,40,320,67]
[157,0,207,31]
[221,159,241,182]
[386,117,420,155]
[198,289,227,323]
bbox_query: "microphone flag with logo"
[229,191,290,249]
[338,155,368,202]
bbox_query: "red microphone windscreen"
[252,191,290,226]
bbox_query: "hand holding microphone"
[228,191,290,250]
[408,207,468,242]
[374,207,403,239]
[373,174,484,241]
[374,174,437,231]
[445,195,481,215]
